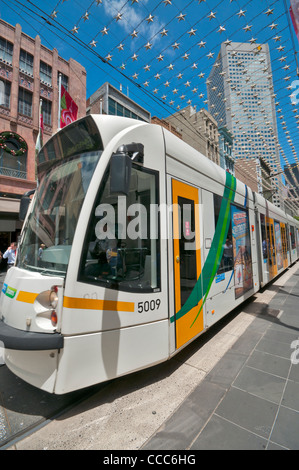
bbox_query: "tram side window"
[281,224,288,261]
[79,164,160,292]
[260,214,268,260]
[290,226,296,250]
[214,194,233,273]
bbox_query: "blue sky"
[0,0,298,169]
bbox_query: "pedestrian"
[3,242,17,269]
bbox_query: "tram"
[0,115,298,394]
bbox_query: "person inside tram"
[223,237,233,271]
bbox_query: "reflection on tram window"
[214,194,233,273]
[260,214,269,260]
[290,226,296,250]
[80,165,160,293]
[16,151,101,275]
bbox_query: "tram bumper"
[0,318,64,350]
[0,319,63,393]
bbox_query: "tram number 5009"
[138,299,161,313]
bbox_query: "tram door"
[172,179,203,349]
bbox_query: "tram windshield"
[17,119,103,276]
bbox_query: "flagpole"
[35,98,42,182]
[58,72,62,131]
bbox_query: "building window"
[40,61,52,86]
[0,37,13,64]
[108,97,144,121]
[19,49,34,75]
[0,132,27,179]
[0,79,11,108]
[18,87,32,117]
[42,99,52,126]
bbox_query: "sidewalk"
[143,262,299,450]
[6,262,299,450]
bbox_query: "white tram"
[0,115,298,394]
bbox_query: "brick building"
[0,19,86,252]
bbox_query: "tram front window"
[80,164,160,292]
[17,151,102,276]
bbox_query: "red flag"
[60,85,78,128]
[290,0,299,42]
[40,108,44,138]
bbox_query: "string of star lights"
[4,0,299,212]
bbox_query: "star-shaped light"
[101,26,109,35]
[146,14,154,23]
[265,8,274,16]
[177,13,186,21]
[144,42,152,50]
[207,11,216,20]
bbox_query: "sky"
[0,0,298,174]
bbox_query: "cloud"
[102,0,163,42]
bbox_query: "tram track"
[0,362,107,449]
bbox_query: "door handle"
[176,256,180,263]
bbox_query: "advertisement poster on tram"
[274,221,283,271]
[231,206,253,299]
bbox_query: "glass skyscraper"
[207,42,282,207]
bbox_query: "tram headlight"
[34,286,61,331]
[49,289,58,309]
